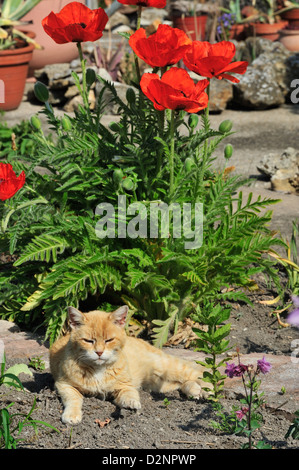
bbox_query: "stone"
[64,90,96,113]
[106,11,130,30]
[233,38,292,109]
[257,147,299,194]
[34,63,72,88]
[95,80,132,114]
[189,73,233,112]
[209,79,233,113]
[139,7,168,26]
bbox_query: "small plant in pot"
[171,0,218,41]
[0,0,42,111]
[242,0,288,40]
[278,1,299,26]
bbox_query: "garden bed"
[2,270,298,451]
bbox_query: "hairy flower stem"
[76,42,94,129]
[169,109,175,200]
[201,79,210,186]
[134,6,143,84]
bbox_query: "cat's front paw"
[62,409,82,425]
[121,398,142,410]
[115,391,141,410]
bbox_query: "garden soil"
[1,105,299,452]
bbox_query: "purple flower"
[287,296,299,327]
[236,407,249,420]
[257,356,272,374]
[225,362,237,378]
[225,362,248,378]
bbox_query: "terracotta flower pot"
[251,21,288,41]
[20,0,86,75]
[280,8,299,27]
[0,38,35,111]
[279,28,299,51]
[172,15,207,41]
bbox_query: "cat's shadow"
[22,371,54,394]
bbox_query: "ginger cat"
[50,305,209,425]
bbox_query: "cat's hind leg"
[55,381,84,425]
[150,353,209,399]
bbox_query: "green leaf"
[14,235,69,265]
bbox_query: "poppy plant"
[0,163,25,201]
[42,1,108,44]
[129,24,192,68]
[117,0,166,7]
[183,40,248,83]
[140,68,209,113]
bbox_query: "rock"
[209,79,233,113]
[257,147,299,194]
[233,38,292,109]
[106,11,130,30]
[139,7,168,26]
[34,63,72,88]
[95,80,132,114]
[64,90,96,113]
[189,73,233,112]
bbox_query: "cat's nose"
[96,350,103,357]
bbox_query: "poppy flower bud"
[122,177,135,191]
[86,68,96,87]
[224,144,233,159]
[30,115,42,130]
[126,87,136,105]
[61,115,72,131]
[219,120,233,133]
[188,114,199,129]
[113,169,124,184]
[184,157,194,172]
[34,81,49,103]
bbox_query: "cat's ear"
[110,305,128,328]
[67,306,84,329]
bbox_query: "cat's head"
[66,305,128,367]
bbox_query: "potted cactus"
[0,0,42,110]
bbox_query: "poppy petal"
[0,163,25,200]
[209,41,236,60]
[219,60,249,76]
[129,25,191,68]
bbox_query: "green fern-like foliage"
[0,81,285,345]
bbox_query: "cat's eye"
[83,338,95,344]
[105,338,114,343]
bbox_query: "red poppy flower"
[140,68,209,113]
[129,24,192,68]
[42,2,108,44]
[117,0,166,7]
[183,41,248,83]
[0,163,25,201]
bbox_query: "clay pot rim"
[250,20,288,29]
[279,28,299,35]
[280,7,299,19]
